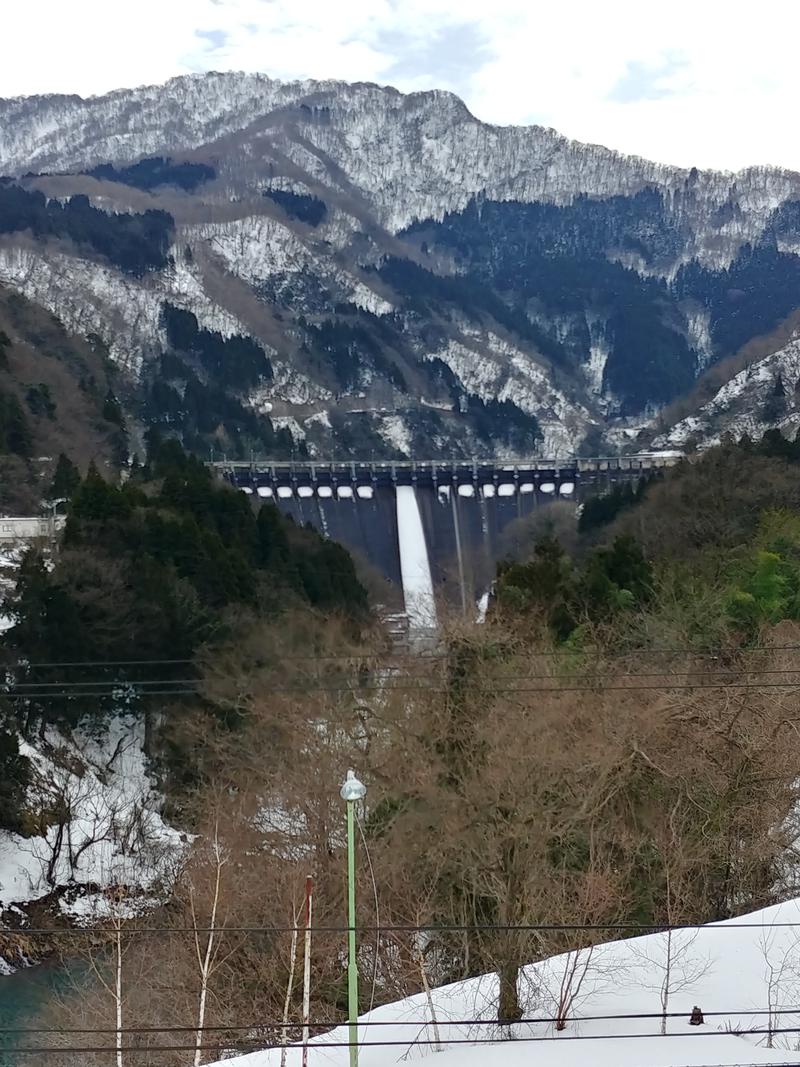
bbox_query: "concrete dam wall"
[218,456,680,630]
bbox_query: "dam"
[216,455,681,629]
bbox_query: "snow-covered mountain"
[3,72,798,242]
[2,71,800,459]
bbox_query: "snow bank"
[0,716,183,915]
[209,898,800,1066]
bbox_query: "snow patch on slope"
[0,245,162,371]
[209,897,800,1067]
[186,216,392,314]
[378,414,412,455]
[685,306,715,368]
[0,716,182,913]
[303,410,331,430]
[426,332,593,456]
[0,243,248,372]
[253,366,333,409]
[657,337,800,447]
[271,416,306,441]
[585,339,609,396]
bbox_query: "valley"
[4,62,800,1067]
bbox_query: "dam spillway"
[216,455,680,628]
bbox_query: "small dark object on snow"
[689,1006,704,1026]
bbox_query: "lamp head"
[340,769,367,802]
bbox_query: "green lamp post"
[340,770,367,1067]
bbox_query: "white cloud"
[3,0,800,171]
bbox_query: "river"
[0,961,88,1066]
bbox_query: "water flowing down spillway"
[395,485,438,631]
[228,459,678,625]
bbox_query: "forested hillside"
[0,438,368,835]
[498,432,800,648]
[0,183,173,275]
[0,285,129,511]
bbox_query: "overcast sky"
[4,0,800,172]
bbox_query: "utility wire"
[3,680,199,690]
[8,1005,800,1035]
[8,920,800,935]
[11,643,800,669]
[2,659,196,669]
[8,1026,800,1054]
[11,662,800,700]
[14,666,800,688]
[12,679,800,698]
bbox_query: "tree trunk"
[661,929,672,1035]
[497,837,523,1024]
[498,957,522,1023]
[280,918,300,1067]
[417,945,442,1051]
[192,826,224,1067]
[115,924,123,1067]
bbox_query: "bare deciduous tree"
[630,928,711,1035]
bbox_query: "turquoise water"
[0,962,87,1066]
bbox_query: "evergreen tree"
[103,389,124,425]
[6,444,368,733]
[578,535,652,616]
[257,504,291,570]
[0,729,30,832]
[49,453,81,501]
[0,389,32,457]
[25,383,56,419]
[0,329,11,370]
[68,462,132,525]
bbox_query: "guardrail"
[212,453,683,478]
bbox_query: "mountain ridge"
[4,71,799,237]
[1,71,800,461]
[4,69,798,182]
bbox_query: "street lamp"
[340,770,367,1067]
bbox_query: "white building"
[0,516,66,542]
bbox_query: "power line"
[10,678,800,699]
[9,643,800,670]
[16,665,800,687]
[12,666,800,691]
[8,919,800,935]
[3,680,198,690]
[9,660,800,700]
[0,689,202,699]
[2,659,195,669]
[8,1005,800,1035]
[255,642,800,659]
[7,1026,800,1054]
[14,659,800,683]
